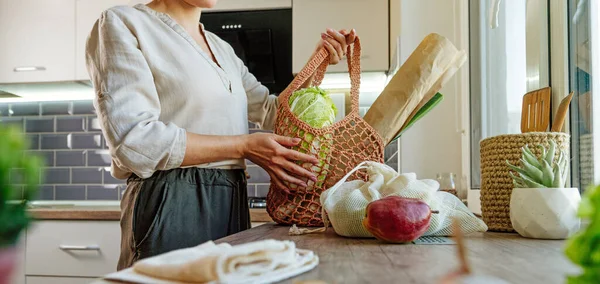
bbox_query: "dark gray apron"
[117,167,250,270]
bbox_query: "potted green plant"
[564,184,600,283]
[507,140,581,239]
[0,125,42,284]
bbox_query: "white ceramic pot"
[510,187,581,239]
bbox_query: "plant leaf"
[520,158,544,183]
[524,144,537,155]
[509,172,527,188]
[546,140,556,165]
[519,172,547,188]
[507,161,531,178]
[538,145,547,166]
[561,150,569,184]
[522,146,542,168]
[542,159,554,187]
[553,165,563,188]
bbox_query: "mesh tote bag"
[266,37,385,227]
[318,161,488,238]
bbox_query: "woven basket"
[479,132,570,232]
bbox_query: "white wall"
[395,0,470,193]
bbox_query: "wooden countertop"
[29,207,273,222]
[218,224,578,284]
[95,223,578,284]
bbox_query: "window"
[469,0,597,191]
[569,0,595,191]
[470,0,550,189]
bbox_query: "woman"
[85,0,355,269]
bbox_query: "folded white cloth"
[104,239,319,284]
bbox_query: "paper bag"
[364,33,467,145]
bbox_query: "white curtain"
[471,0,549,187]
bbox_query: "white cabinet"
[0,0,76,83]
[26,276,99,284]
[292,0,389,73]
[8,237,26,284]
[75,0,131,80]
[25,220,120,278]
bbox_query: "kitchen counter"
[96,223,578,284]
[26,201,272,222]
[29,206,122,220]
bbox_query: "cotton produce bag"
[267,37,385,227]
[318,161,488,238]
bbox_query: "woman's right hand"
[241,133,319,193]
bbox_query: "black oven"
[202,9,293,95]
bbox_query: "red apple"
[362,196,433,243]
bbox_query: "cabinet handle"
[13,66,46,72]
[59,245,100,251]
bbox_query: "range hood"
[0,81,95,102]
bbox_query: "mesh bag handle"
[280,36,362,115]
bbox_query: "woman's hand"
[318,28,357,65]
[300,28,356,88]
[241,133,319,193]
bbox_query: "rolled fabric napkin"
[104,239,319,284]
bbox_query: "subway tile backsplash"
[56,150,86,167]
[2,101,400,200]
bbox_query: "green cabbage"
[289,86,337,128]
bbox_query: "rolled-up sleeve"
[85,10,186,179]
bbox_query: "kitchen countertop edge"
[29,207,273,222]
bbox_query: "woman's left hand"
[318,28,357,65]
[299,28,356,88]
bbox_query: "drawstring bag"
[291,161,488,237]
[267,37,385,227]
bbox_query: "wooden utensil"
[551,92,574,132]
[521,87,552,132]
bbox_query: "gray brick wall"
[1,100,399,200]
[1,101,122,201]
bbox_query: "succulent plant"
[506,140,569,188]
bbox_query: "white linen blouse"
[85,4,278,179]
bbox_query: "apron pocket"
[132,182,169,251]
